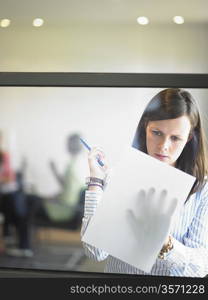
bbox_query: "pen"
[80,137,104,167]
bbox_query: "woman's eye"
[171,136,180,142]
[152,130,161,136]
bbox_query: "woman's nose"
[159,138,170,151]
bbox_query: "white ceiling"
[1,0,208,25]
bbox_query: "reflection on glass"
[0,87,207,276]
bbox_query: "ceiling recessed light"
[137,16,149,25]
[0,19,11,28]
[33,18,44,27]
[173,16,184,24]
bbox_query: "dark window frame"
[0,72,208,88]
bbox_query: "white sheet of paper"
[82,147,196,272]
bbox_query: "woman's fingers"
[88,146,108,178]
[88,147,105,161]
[158,190,178,216]
[158,189,168,210]
[136,187,178,217]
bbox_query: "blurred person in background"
[38,133,86,229]
[0,130,33,257]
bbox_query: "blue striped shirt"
[81,183,208,277]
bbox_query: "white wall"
[0,24,208,72]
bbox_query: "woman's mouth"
[154,153,169,160]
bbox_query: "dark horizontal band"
[86,177,104,185]
[88,183,103,190]
[0,72,208,88]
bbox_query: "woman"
[81,88,208,277]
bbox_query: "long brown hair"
[132,88,208,196]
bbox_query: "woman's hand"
[88,146,109,180]
[126,188,178,263]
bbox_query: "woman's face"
[146,116,191,166]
